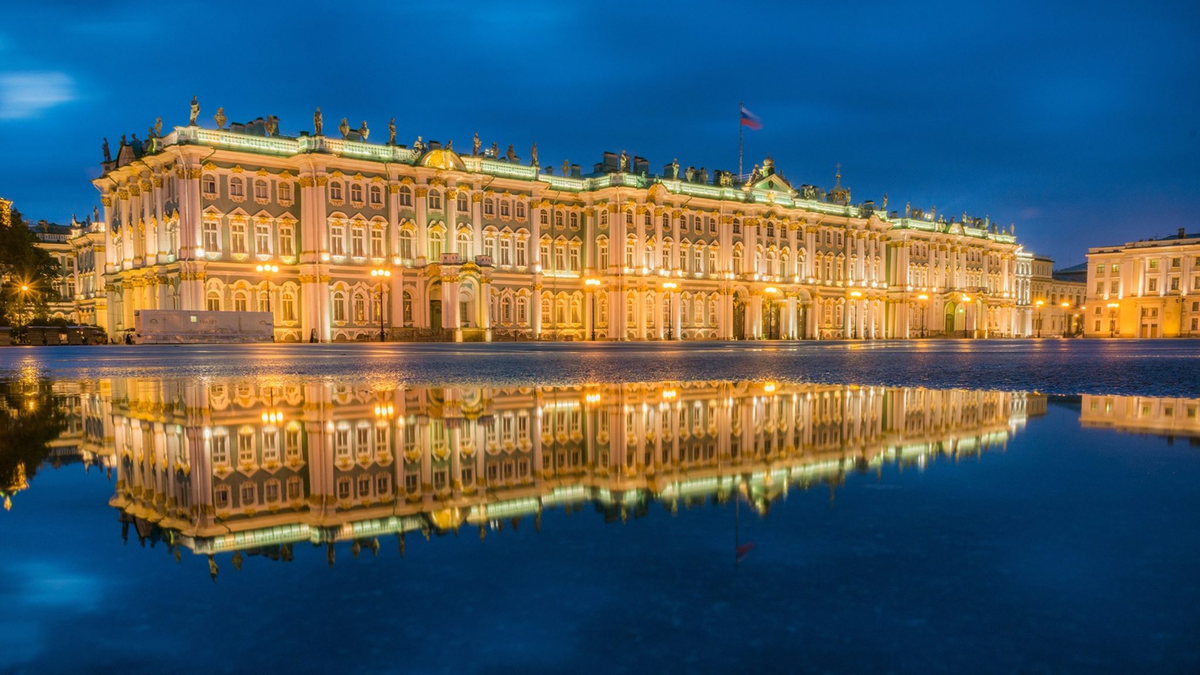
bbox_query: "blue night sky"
[1,0,1197,265]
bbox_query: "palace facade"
[92,111,1035,342]
[1085,228,1200,338]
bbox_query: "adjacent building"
[1030,255,1088,337]
[91,110,1035,342]
[1085,229,1200,338]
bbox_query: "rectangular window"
[330,226,345,256]
[370,229,384,258]
[255,224,270,254]
[279,226,293,257]
[202,221,219,253]
[230,223,247,255]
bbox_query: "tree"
[0,208,59,326]
[0,378,68,510]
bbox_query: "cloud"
[0,72,75,119]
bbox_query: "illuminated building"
[1085,228,1200,338]
[1030,256,1087,337]
[91,106,1034,342]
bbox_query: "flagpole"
[738,101,744,182]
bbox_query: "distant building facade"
[1030,256,1087,337]
[1085,229,1200,338]
[89,108,1036,342]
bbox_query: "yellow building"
[1085,228,1200,338]
[1080,394,1200,439]
[92,105,1034,342]
[1030,256,1087,337]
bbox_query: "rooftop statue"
[414,135,425,153]
[619,150,629,172]
[93,206,99,222]
[905,202,911,217]
[147,125,155,140]
[338,118,350,139]
[446,139,453,151]
[505,144,517,162]
[214,107,226,130]
[388,118,396,146]
[699,167,708,184]
[359,120,369,141]
[189,96,199,126]
[685,167,696,182]
[472,133,480,156]
[102,137,111,163]
[562,159,569,176]
[314,107,323,135]
[531,142,538,166]
[749,164,761,184]
[671,158,679,179]
[882,192,888,209]
[155,117,163,137]
[491,141,498,157]
[266,115,278,136]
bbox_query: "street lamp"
[371,267,391,342]
[917,294,929,338]
[256,264,279,342]
[663,281,678,340]
[18,284,30,329]
[585,278,601,341]
[1060,301,1071,337]
[1107,301,1119,338]
[1035,299,1044,338]
[765,287,779,339]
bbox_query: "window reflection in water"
[13,378,1200,578]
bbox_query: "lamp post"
[961,294,972,338]
[586,278,601,341]
[256,264,279,342]
[917,294,929,338]
[1107,301,1119,338]
[1035,299,1044,338]
[847,289,860,339]
[663,281,677,340]
[371,267,391,342]
[18,284,30,329]
[1060,301,1071,337]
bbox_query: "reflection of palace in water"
[1080,395,1200,441]
[58,378,1046,568]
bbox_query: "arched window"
[600,209,608,226]
[329,181,342,201]
[501,296,513,323]
[428,230,444,260]
[398,186,412,207]
[278,182,292,202]
[484,198,495,217]
[230,177,245,198]
[457,193,469,211]
[555,211,564,228]
[254,180,268,201]
[570,212,579,228]
[399,229,414,260]
[597,237,609,271]
[428,190,442,210]
[233,290,248,312]
[206,290,221,311]
[571,296,582,324]
[354,293,366,323]
[516,296,529,325]
[516,202,526,220]
[402,292,413,324]
[282,290,296,323]
[369,185,382,206]
[333,291,347,322]
[501,201,511,218]
[202,175,217,197]
[457,231,471,258]
[541,295,552,323]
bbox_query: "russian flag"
[740,106,762,130]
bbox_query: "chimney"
[1180,227,1187,238]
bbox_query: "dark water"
[1,342,1199,674]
